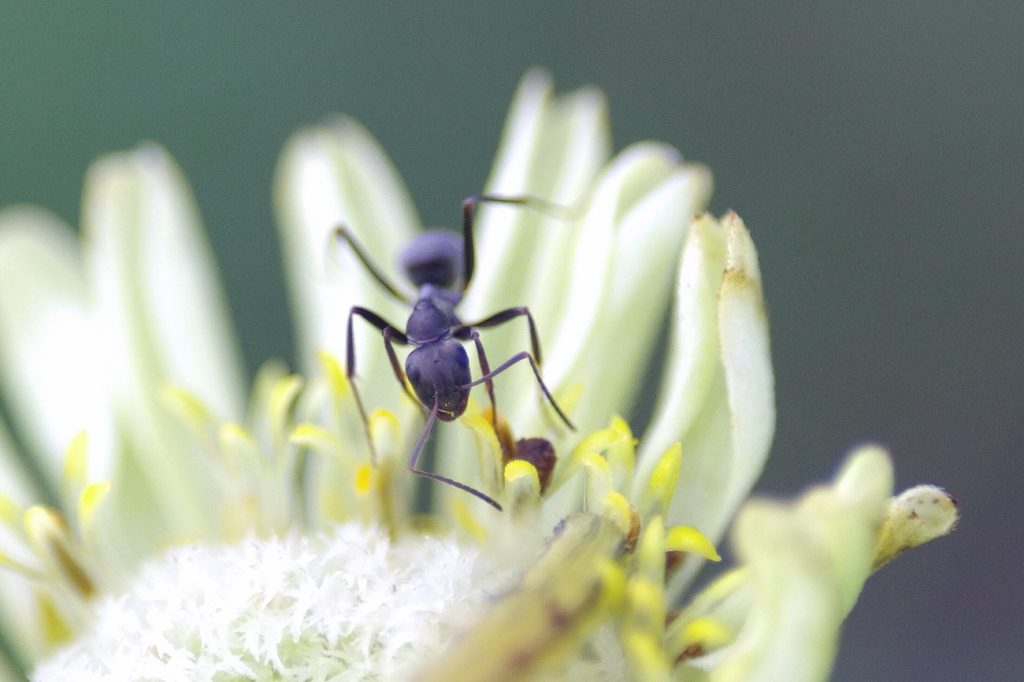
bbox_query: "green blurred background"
[1,3,1019,680]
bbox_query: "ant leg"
[409,398,503,511]
[461,352,575,431]
[463,329,503,451]
[383,329,429,421]
[333,224,410,304]
[346,306,414,462]
[457,306,542,365]
[460,195,573,292]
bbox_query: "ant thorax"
[405,284,462,345]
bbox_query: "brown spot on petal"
[53,541,95,598]
[676,642,707,663]
[624,505,641,554]
[665,549,685,577]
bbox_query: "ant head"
[399,231,464,290]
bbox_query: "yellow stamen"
[61,431,89,490]
[640,443,681,519]
[665,525,720,562]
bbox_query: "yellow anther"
[625,578,666,635]
[24,506,94,598]
[38,589,74,646]
[582,452,612,475]
[637,516,666,584]
[602,491,634,538]
[642,443,681,518]
[61,431,89,489]
[269,373,304,441]
[682,616,732,648]
[459,412,504,494]
[218,423,259,469]
[606,415,636,493]
[504,459,541,491]
[597,558,628,612]
[584,453,614,513]
[354,464,373,495]
[289,423,340,450]
[78,481,110,534]
[0,492,22,530]
[368,409,401,458]
[162,385,215,433]
[553,382,584,421]
[315,348,350,399]
[665,525,720,562]
[550,426,627,491]
[671,616,734,662]
[621,631,671,682]
[448,496,488,542]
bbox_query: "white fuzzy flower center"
[33,524,491,682]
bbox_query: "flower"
[0,70,956,682]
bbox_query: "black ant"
[335,195,575,512]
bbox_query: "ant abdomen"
[405,339,471,421]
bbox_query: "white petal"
[0,208,115,484]
[274,121,420,418]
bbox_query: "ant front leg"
[333,224,410,304]
[408,398,503,511]
[346,306,416,462]
[460,195,572,292]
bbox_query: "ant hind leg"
[408,399,503,511]
[462,351,575,432]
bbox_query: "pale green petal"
[540,144,678,399]
[0,208,115,484]
[274,120,420,419]
[0,414,48,669]
[550,148,713,434]
[0,570,44,671]
[633,214,726,511]
[707,446,892,682]
[635,214,774,593]
[873,484,958,570]
[81,145,238,546]
[0,645,27,682]
[461,69,611,349]
[82,144,245,423]
[707,213,775,539]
